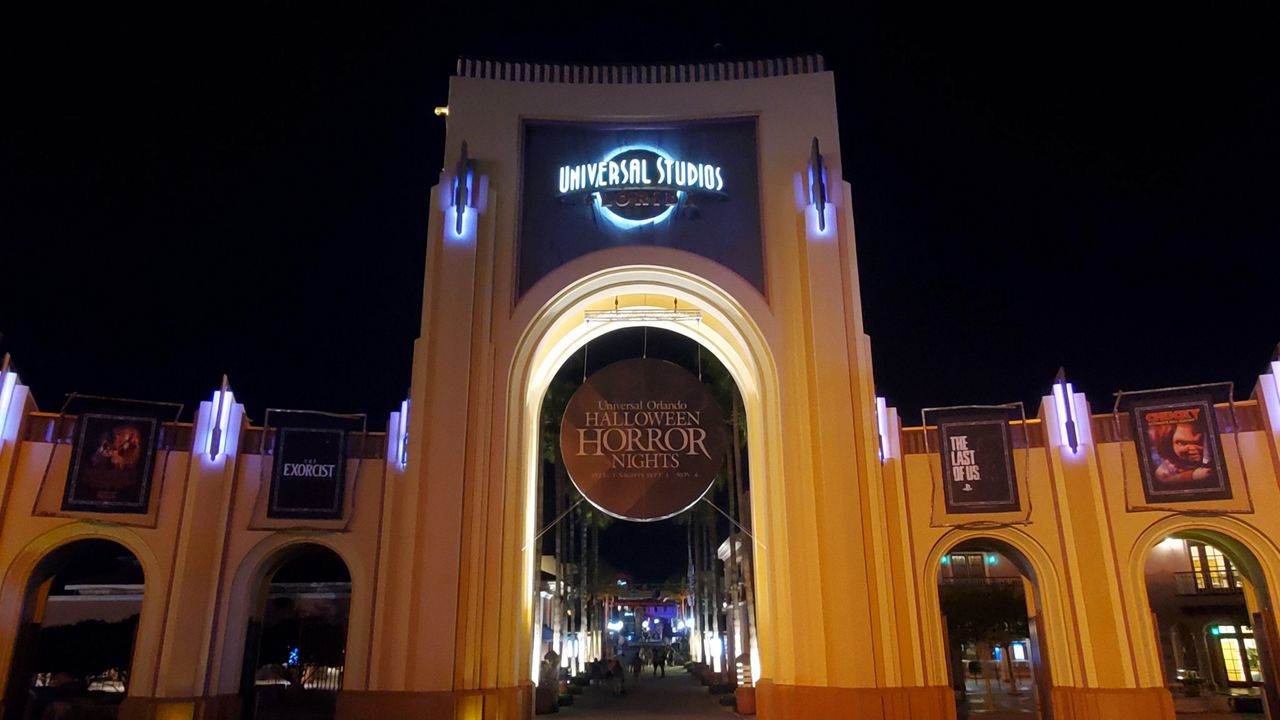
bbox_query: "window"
[1212,624,1262,685]
[1221,638,1247,683]
[948,553,988,579]
[1189,542,1239,590]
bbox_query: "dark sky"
[3,6,1277,424]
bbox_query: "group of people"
[591,644,674,695]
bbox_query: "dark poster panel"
[518,119,763,298]
[62,413,160,513]
[268,427,347,519]
[928,407,1021,514]
[559,358,726,522]
[1126,389,1231,503]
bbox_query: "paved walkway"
[557,667,739,719]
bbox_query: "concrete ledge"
[1051,686,1174,720]
[755,680,955,720]
[336,684,533,720]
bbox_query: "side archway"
[211,536,361,720]
[1128,516,1280,714]
[921,529,1071,720]
[0,526,159,719]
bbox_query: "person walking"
[629,651,642,682]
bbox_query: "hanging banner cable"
[523,498,585,551]
[699,497,764,549]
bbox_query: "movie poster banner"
[1120,385,1233,505]
[268,426,348,519]
[925,406,1022,516]
[62,412,162,514]
[559,358,726,522]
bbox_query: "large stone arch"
[0,523,163,698]
[502,257,787,688]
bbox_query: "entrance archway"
[239,542,352,720]
[509,262,781,709]
[932,537,1051,719]
[1139,527,1280,717]
[529,325,758,716]
[2,538,145,720]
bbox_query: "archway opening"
[1143,531,1278,717]
[239,543,351,720]
[936,538,1048,719]
[531,325,758,717]
[2,538,144,720]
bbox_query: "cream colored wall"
[0,392,392,714]
[891,385,1280,698]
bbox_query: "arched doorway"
[1141,529,1279,716]
[1,538,145,720]
[935,538,1050,719]
[529,324,759,716]
[508,262,782,713]
[240,543,352,720]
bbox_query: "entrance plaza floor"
[558,667,739,720]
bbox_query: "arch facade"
[0,57,1279,720]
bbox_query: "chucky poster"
[1131,393,1231,503]
[63,413,159,513]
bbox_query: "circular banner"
[559,358,726,521]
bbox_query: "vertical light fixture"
[875,396,890,461]
[0,354,18,444]
[396,398,410,469]
[447,141,477,242]
[1269,359,1280,419]
[807,137,830,234]
[1052,367,1080,455]
[205,375,235,461]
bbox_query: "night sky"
[3,7,1278,580]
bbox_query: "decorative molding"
[454,54,826,84]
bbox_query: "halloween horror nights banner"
[519,118,763,297]
[1121,386,1232,504]
[559,358,726,521]
[926,406,1022,515]
[268,426,347,519]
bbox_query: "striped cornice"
[454,54,826,84]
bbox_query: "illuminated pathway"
[559,667,738,719]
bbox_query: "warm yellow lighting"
[434,106,449,116]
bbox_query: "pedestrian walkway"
[558,666,739,719]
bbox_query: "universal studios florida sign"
[556,145,725,227]
[560,359,727,521]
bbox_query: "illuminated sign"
[556,145,725,229]
[519,119,762,297]
[560,359,726,521]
